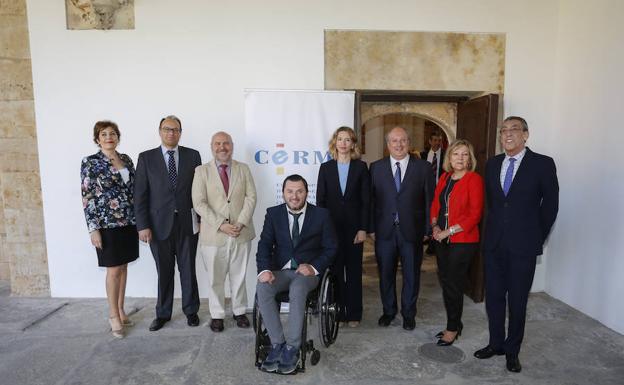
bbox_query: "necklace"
[443,178,453,222]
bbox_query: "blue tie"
[394,162,401,192]
[503,158,516,196]
[393,162,401,224]
[167,150,177,189]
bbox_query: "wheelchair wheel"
[253,295,270,367]
[252,295,260,333]
[310,349,321,366]
[317,270,340,347]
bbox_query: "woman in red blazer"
[430,139,484,346]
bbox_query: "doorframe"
[354,90,501,303]
[355,90,481,150]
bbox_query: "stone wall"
[325,30,505,93]
[0,0,49,295]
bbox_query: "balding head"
[386,126,410,160]
[211,131,234,163]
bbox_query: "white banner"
[243,89,355,306]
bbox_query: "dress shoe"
[436,326,462,339]
[437,331,459,346]
[403,317,415,330]
[378,314,394,327]
[277,344,300,374]
[109,316,124,339]
[474,345,505,359]
[187,313,200,327]
[506,355,522,373]
[149,317,170,331]
[260,342,284,373]
[234,314,250,328]
[210,318,224,332]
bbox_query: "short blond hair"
[328,126,361,160]
[442,139,477,172]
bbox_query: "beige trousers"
[200,238,250,319]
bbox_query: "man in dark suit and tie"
[369,127,435,330]
[134,115,203,331]
[256,174,337,374]
[420,131,445,184]
[421,131,445,255]
[474,116,559,373]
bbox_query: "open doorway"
[356,91,499,303]
[360,112,449,275]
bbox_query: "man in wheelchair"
[256,174,337,374]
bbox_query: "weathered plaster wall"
[325,30,505,93]
[0,0,49,295]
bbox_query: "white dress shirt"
[500,148,527,189]
[390,155,409,182]
[426,149,442,180]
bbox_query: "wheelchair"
[253,269,340,373]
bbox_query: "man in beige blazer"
[192,131,257,332]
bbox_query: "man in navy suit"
[421,131,446,255]
[420,131,445,184]
[134,115,202,331]
[474,116,559,373]
[256,175,337,374]
[369,127,434,330]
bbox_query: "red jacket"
[430,171,484,243]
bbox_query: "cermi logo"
[254,143,331,175]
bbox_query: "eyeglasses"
[499,127,524,135]
[161,127,181,134]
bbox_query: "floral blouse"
[81,151,136,232]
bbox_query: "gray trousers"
[256,270,319,349]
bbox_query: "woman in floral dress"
[81,120,139,338]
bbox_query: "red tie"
[218,164,229,195]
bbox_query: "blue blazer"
[369,156,435,242]
[483,148,559,256]
[256,203,338,274]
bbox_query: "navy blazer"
[316,159,370,233]
[483,148,559,256]
[256,203,338,274]
[370,156,435,242]
[134,146,202,241]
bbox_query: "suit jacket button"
[504,203,508,208]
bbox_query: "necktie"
[218,164,229,195]
[431,152,438,180]
[394,162,401,192]
[393,162,401,224]
[167,150,177,189]
[503,158,516,196]
[289,211,302,269]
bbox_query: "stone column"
[0,0,50,296]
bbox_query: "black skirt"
[96,225,139,267]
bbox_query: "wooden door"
[456,94,499,302]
